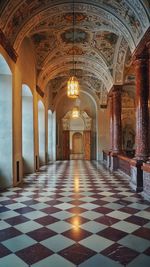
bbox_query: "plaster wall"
[12,37,37,183]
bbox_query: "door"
[62,130,70,160]
[83,131,91,160]
[73,132,83,154]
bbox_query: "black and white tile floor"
[0,160,150,267]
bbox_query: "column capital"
[108,85,123,96]
[112,86,122,98]
[112,84,123,91]
[133,54,148,66]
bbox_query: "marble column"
[112,86,122,153]
[110,85,122,170]
[134,57,149,161]
[109,94,113,151]
[141,43,150,199]
[106,94,113,168]
[130,55,149,192]
[147,42,150,157]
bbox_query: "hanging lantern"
[67,76,79,98]
[67,0,80,98]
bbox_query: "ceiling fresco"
[0,0,149,106]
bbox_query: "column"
[109,94,113,151]
[110,85,122,170]
[130,55,149,192]
[112,86,122,153]
[147,42,150,157]
[134,57,149,161]
[106,94,113,168]
[142,43,150,200]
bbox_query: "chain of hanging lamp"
[67,0,79,98]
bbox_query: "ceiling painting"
[30,31,57,67]
[0,0,149,106]
[61,28,89,44]
[94,31,118,65]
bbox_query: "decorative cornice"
[0,29,17,62]
[36,85,44,97]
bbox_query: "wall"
[13,37,37,183]
[97,107,110,160]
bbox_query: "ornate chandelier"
[67,0,79,98]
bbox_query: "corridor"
[0,160,150,267]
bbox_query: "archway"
[62,110,92,160]
[38,100,45,166]
[0,54,12,188]
[22,84,34,174]
[55,90,97,160]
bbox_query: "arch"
[10,2,145,51]
[56,90,98,160]
[38,60,113,91]
[54,88,98,112]
[38,100,45,166]
[22,84,34,174]
[0,54,12,188]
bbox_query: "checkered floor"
[0,160,150,267]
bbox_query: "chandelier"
[67,0,79,98]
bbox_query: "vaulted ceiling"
[0,0,149,105]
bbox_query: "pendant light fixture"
[67,0,79,98]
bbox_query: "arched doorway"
[62,111,92,160]
[0,54,12,188]
[22,84,34,174]
[38,100,45,166]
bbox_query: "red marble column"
[109,94,113,151]
[134,57,149,161]
[112,86,122,153]
[147,42,150,157]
